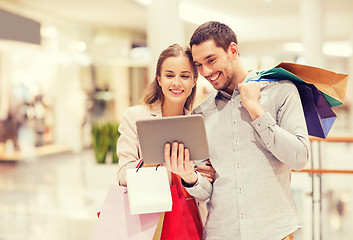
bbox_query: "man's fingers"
[199,172,211,178]
[200,173,214,183]
[195,164,215,173]
[204,176,213,183]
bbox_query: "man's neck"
[234,65,249,85]
[224,65,249,95]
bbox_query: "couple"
[117,21,309,240]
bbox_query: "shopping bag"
[276,62,348,107]
[152,212,165,240]
[245,62,348,138]
[248,62,348,107]
[161,184,201,240]
[126,166,172,215]
[295,82,337,138]
[91,185,161,240]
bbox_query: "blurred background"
[0,0,352,239]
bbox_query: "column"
[0,53,9,119]
[300,2,325,240]
[348,33,353,134]
[147,0,184,82]
[300,0,324,68]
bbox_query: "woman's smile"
[170,89,184,95]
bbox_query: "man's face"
[191,40,236,94]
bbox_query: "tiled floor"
[0,143,353,240]
[0,149,118,240]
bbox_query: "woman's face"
[158,55,196,106]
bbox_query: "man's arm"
[239,81,309,170]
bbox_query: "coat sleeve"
[182,172,213,201]
[116,108,141,186]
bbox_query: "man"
[164,21,309,240]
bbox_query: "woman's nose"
[172,76,182,86]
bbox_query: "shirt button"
[266,143,270,148]
[239,187,242,193]
[233,120,237,124]
[241,214,244,219]
[237,163,240,168]
[235,141,238,145]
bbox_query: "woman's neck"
[162,101,185,117]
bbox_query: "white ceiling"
[1,0,353,55]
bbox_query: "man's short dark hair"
[189,21,238,52]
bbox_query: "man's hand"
[238,82,265,120]
[195,160,215,183]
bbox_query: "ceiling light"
[179,2,236,26]
[75,41,87,52]
[133,0,151,6]
[323,41,352,57]
[282,42,304,52]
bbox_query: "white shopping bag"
[126,166,172,215]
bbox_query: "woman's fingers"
[177,143,184,171]
[164,143,171,170]
[165,142,195,177]
[171,142,179,171]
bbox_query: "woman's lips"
[170,89,184,95]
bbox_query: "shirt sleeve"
[117,109,140,186]
[182,172,213,201]
[251,82,309,171]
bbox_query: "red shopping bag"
[161,180,202,240]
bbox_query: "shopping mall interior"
[0,0,353,239]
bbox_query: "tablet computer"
[136,114,209,164]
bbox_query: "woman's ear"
[157,76,161,86]
[193,77,198,87]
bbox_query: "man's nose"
[200,65,213,77]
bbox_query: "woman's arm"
[117,108,141,186]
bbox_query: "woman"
[116,44,215,239]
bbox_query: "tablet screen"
[136,114,209,164]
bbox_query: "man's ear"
[229,42,239,58]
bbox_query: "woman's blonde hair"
[143,44,198,111]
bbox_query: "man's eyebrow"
[204,54,215,60]
[194,54,215,64]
